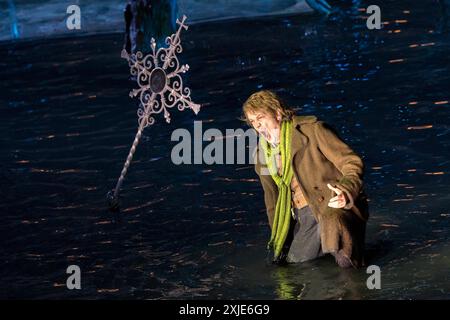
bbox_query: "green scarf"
[260,120,294,260]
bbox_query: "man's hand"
[327,183,348,208]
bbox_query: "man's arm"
[314,121,364,209]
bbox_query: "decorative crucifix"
[108,15,200,209]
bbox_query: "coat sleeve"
[253,147,278,229]
[314,121,364,208]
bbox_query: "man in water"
[242,90,368,268]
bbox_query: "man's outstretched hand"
[327,183,348,209]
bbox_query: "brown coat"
[254,115,369,267]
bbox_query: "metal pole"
[108,119,145,209]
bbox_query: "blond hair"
[241,90,294,127]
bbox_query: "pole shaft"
[113,120,145,199]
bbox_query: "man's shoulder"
[292,115,320,127]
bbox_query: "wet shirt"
[274,152,308,209]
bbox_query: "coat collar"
[290,115,317,163]
[293,115,318,125]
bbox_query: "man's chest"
[274,153,308,208]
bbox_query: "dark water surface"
[1,0,450,299]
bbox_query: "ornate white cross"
[108,15,200,208]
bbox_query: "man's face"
[246,109,281,145]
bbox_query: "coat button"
[318,196,324,202]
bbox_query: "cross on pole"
[108,15,200,210]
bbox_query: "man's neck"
[269,141,280,154]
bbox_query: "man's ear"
[276,110,282,122]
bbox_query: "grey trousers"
[286,205,324,263]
